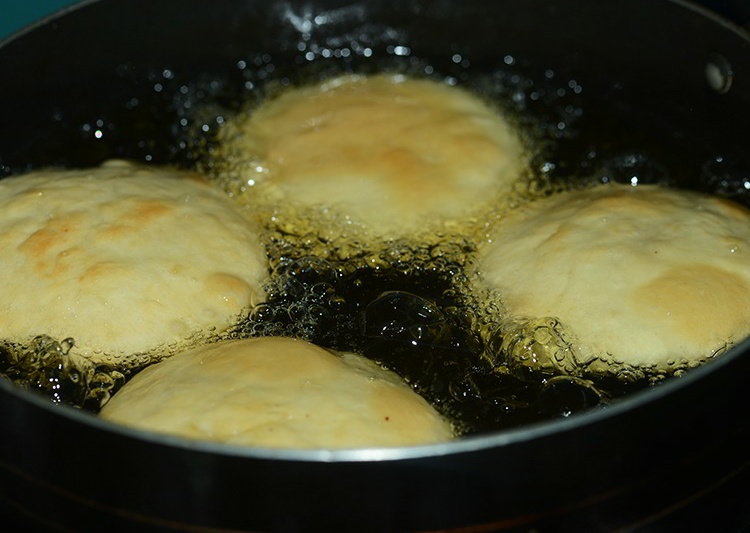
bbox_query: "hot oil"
[2,37,747,438]
[0,336,123,409]
[182,54,630,434]
[0,326,231,411]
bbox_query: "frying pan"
[0,0,749,531]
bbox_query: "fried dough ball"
[216,73,526,239]
[477,184,750,375]
[100,337,455,449]
[0,161,267,367]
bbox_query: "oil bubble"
[364,291,449,347]
[701,154,750,205]
[538,375,603,418]
[597,152,670,186]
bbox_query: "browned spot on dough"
[102,200,175,238]
[633,264,750,343]
[132,199,174,222]
[18,213,84,272]
[78,262,129,283]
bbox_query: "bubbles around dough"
[99,337,455,449]
[217,73,526,239]
[0,160,268,366]
[477,184,750,371]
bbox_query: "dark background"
[703,0,750,25]
[1,0,750,40]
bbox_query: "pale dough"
[0,161,267,366]
[100,337,455,449]
[218,73,525,238]
[478,184,750,371]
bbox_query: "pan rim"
[2,335,746,463]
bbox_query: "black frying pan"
[0,1,749,531]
